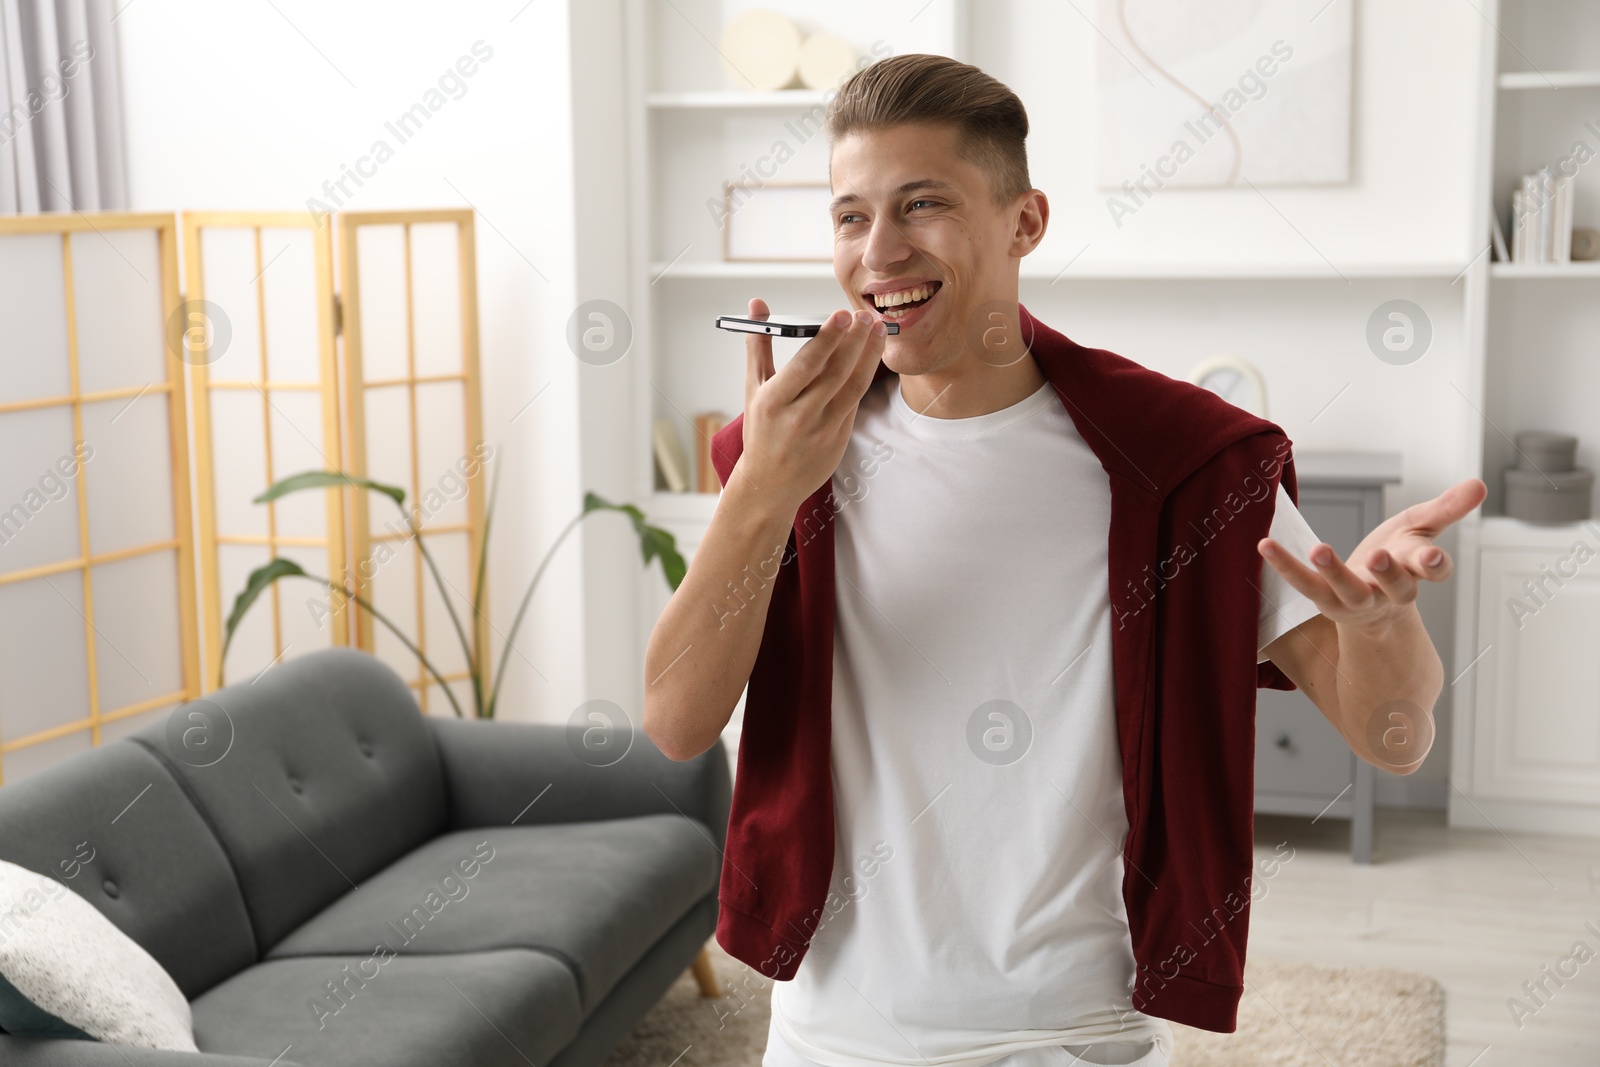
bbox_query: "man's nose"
[862,216,911,271]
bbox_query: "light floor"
[1249,809,1599,1067]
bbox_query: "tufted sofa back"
[0,648,447,998]
[0,741,257,999]
[128,648,449,953]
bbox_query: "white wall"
[567,0,645,726]
[975,0,1484,268]
[116,0,589,724]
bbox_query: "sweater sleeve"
[710,413,746,489]
[1257,655,1298,691]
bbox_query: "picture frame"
[721,180,834,262]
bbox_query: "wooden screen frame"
[338,209,488,712]
[182,212,349,690]
[0,213,200,782]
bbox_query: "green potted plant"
[218,455,685,718]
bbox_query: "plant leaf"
[218,558,308,684]
[584,491,645,529]
[254,470,406,508]
[470,453,502,718]
[224,558,306,639]
[583,492,686,591]
[640,524,687,590]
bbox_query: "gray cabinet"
[1255,451,1402,863]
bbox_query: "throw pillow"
[0,859,197,1051]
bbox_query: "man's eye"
[909,199,936,210]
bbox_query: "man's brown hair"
[825,53,1032,209]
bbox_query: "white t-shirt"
[767,375,1324,1067]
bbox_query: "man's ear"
[1011,189,1048,257]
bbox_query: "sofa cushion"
[190,950,580,1067]
[131,648,448,952]
[0,741,255,998]
[265,817,718,1013]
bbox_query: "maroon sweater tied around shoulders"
[708,302,1300,1034]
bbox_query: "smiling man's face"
[829,121,1046,381]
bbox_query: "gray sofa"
[0,647,732,1066]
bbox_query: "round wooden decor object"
[797,31,857,90]
[1189,354,1268,417]
[719,9,802,91]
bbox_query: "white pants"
[762,1013,1170,1067]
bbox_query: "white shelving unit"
[621,0,971,749]
[624,0,971,511]
[1450,0,1600,836]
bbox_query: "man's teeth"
[872,283,936,309]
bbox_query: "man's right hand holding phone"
[734,296,888,516]
[641,295,886,761]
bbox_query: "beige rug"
[600,939,1445,1067]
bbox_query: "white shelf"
[648,259,1469,281]
[1019,261,1468,280]
[648,491,721,524]
[645,89,830,109]
[1498,69,1600,90]
[629,0,973,533]
[1490,261,1600,278]
[651,260,834,279]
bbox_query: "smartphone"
[716,313,897,337]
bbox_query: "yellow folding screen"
[181,209,488,712]
[0,213,200,784]
[0,208,486,784]
[339,210,488,715]
[181,213,349,689]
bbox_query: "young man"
[643,54,1484,1067]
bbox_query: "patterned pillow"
[0,859,197,1051]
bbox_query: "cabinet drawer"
[1256,485,1367,805]
[1256,685,1351,799]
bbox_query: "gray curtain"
[0,0,126,214]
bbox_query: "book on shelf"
[1511,188,1525,262]
[1511,165,1576,264]
[652,418,689,492]
[1557,172,1572,260]
[693,412,729,493]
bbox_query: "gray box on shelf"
[0,648,731,1067]
[1515,430,1577,472]
[1256,450,1402,863]
[1505,430,1593,525]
